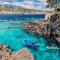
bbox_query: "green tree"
[46,0,57,7]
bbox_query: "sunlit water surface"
[0,20,60,60]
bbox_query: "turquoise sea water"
[0,20,60,60]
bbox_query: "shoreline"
[24,14,60,46]
[0,44,34,60]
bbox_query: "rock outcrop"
[24,13,60,46]
[49,13,60,44]
[12,48,34,60]
[0,44,34,60]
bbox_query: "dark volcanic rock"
[49,13,60,44]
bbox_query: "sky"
[0,0,46,2]
[0,0,54,11]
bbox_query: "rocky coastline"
[24,13,60,47]
[0,44,34,60]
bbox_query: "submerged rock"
[23,40,40,50]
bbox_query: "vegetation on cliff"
[47,0,60,8]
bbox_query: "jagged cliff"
[50,13,60,31]
[49,13,60,44]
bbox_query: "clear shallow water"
[0,21,60,60]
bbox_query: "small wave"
[46,46,60,49]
